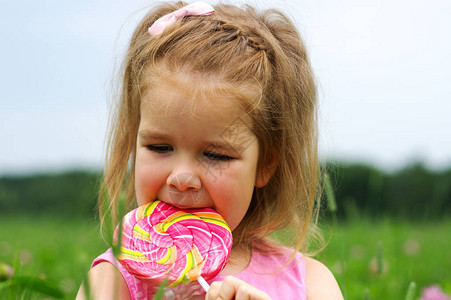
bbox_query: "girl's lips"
[161,187,208,209]
[160,200,209,210]
[167,203,194,210]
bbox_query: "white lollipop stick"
[197,275,210,292]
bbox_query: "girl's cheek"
[135,166,161,205]
[136,180,158,206]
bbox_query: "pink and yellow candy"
[114,200,232,288]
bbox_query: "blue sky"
[1,0,450,174]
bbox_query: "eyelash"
[146,145,173,153]
[204,151,233,161]
[146,145,234,161]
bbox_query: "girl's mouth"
[163,187,206,209]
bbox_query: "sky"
[1,0,450,175]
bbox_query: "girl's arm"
[304,257,344,299]
[76,262,132,300]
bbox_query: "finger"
[205,281,221,300]
[216,276,240,300]
[236,285,271,300]
[235,285,251,300]
[207,276,272,300]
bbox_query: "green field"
[0,216,450,299]
[318,218,451,299]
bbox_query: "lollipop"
[114,200,232,290]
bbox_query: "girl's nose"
[166,171,201,191]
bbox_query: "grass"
[0,215,450,299]
[0,216,106,299]
[318,217,451,299]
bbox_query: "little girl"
[77,1,343,299]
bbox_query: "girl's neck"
[220,245,252,275]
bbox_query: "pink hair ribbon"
[148,2,215,36]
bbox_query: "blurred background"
[1,0,450,298]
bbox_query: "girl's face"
[134,78,269,231]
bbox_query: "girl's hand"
[206,276,271,300]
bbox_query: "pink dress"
[91,247,307,299]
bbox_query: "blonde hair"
[100,1,321,254]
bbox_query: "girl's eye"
[147,144,173,153]
[204,151,234,161]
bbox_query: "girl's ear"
[255,156,277,188]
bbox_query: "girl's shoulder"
[304,256,344,299]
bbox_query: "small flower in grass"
[0,262,14,281]
[0,241,13,257]
[368,257,388,276]
[20,249,33,265]
[369,241,388,276]
[332,261,346,275]
[61,277,76,293]
[350,244,366,260]
[403,239,420,256]
[421,285,451,300]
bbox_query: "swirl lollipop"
[114,200,232,290]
